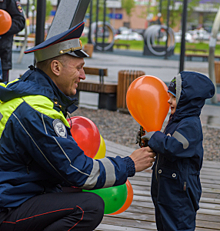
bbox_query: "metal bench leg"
[98,93,117,111]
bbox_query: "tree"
[45,0,52,20]
[155,0,201,29]
[122,0,136,28]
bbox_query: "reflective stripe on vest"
[0,97,23,138]
[0,95,70,138]
[22,95,69,127]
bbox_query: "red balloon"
[109,179,133,215]
[67,116,100,158]
[0,10,12,35]
[126,75,169,132]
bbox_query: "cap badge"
[59,40,83,54]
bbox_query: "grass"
[80,37,220,55]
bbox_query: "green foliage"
[46,0,53,19]
[122,0,136,18]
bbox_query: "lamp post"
[102,0,106,51]
[35,0,46,45]
[88,0,93,44]
[159,0,162,14]
[95,0,99,50]
[31,3,35,33]
[26,0,30,18]
[164,0,170,59]
[179,0,188,72]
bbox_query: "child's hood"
[174,71,215,120]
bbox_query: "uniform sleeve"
[4,0,25,36]
[14,107,134,190]
[148,117,203,160]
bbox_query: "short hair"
[36,55,66,71]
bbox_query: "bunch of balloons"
[0,9,12,35]
[67,116,133,214]
[126,75,170,132]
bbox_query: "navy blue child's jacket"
[148,71,215,231]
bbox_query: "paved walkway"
[10,49,220,129]
[95,140,220,231]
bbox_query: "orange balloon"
[109,179,133,215]
[126,75,169,132]
[0,10,12,35]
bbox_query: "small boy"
[142,71,215,231]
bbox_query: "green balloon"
[83,184,127,214]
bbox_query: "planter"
[214,61,220,83]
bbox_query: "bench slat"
[77,82,117,94]
[185,54,220,61]
[114,43,130,49]
[83,67,108,76]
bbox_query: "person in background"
[141,72,215,231]
[0,0,25,82]
[0,21,156,231]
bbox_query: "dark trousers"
[0,192,104,231]
[0,70,9,82]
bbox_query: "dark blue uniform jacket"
[0,67,135,209]
[148,71,215,231]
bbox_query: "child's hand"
[141,131,155,141]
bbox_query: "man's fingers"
[129,147,156,172]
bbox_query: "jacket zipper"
[184,181,187,191]
[155,153,160,181]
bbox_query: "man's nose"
[80,69,86,80]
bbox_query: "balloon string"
[67,113,73,128]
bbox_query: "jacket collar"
[21,66,78,114]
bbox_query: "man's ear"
[50,60,62,76]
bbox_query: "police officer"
[0,22,155,231]
[0,0,25,82]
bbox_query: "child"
[142,71,215,231]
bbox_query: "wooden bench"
[76,67,118,111]
[185,45,208,54]
[114,43,130,49]
[185,53,220,62]
[13,34,35,48]
[185,45,211,61]
[83,44,94,58]
[185,48,207,53]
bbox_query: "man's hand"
[129,146,156,172]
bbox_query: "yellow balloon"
[94,135,106,159]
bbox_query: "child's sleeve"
[148,118,202,160]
